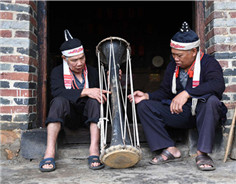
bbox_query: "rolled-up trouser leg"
[196,95,222,153]
[45,96,71,126]
[83,98,100,125]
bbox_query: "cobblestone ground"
[1,156,235,184]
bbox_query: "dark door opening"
[47,1,193,93]
[45,1,193,129]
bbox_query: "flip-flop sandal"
[195,154,215,171]
[149,149,182,165]
[88,155,105,170]
[39,157,56,172]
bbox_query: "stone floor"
[1,152,235,184]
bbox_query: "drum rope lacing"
[97,40,140,153]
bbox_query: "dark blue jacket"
[148,54,225,106]
[50,64,99,104]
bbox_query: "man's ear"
[62,55,66,60]
[192,48,198,57]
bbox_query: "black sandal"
[88,155,105,170]
[195,154,215,171]
[149,149,182,165]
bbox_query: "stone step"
[56,143,190,160]
[20,127,227,161]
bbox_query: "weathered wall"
[0,0,38,129]
[0,0,38,160]
[205,0,236,125]
[204,0,236,159]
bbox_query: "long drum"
[96,37,142,168]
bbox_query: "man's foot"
[39,158,56,172]
[195,154,215,171]
[149,147,182,165]
[88,155,105,170]
[41,150,56,170]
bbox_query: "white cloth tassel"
[191,50,201,116]
[172,69,177,94]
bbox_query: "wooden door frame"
[195,1,205,51]
[37,1,47,128]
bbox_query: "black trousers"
[137,95,222,154]
[45,96,100,129]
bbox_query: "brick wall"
[0,0,38,130]
[205,0,236,126]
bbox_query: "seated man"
[39,30,110,172]
[128,22,227,171]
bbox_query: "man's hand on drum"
[81,88,111,104]
[128,90,149,104]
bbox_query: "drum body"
[96,37,142,168]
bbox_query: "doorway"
[43,1,194,128]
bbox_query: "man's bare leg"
[42,122,61,169]
[89,122,100,167]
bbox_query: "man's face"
[171,48,197,70]
[63,53,86,74]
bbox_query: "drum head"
[101,145,142,169]
[96,37,131,65]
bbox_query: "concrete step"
[20,127,227,161]
[56,143,190,161]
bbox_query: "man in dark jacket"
[128,22,226,171]
[39,30,109,172]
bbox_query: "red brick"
[30,57,38,68]
[229,12,236,18]
[206,28,227,41]
[0,55,38,67]
[224,102,236,109]
[31,74,38,82]
[0,72,31,81]
[0,30,12,38]
[205,11,227,26]
[207,46,214,55]
[230,45,236,52]
[32,105,37,113]
[30,16,37,28]
[15,31,29,38]
[206,1,214,9]
[0,89,32,97]
[29,1,37,13]
[1,55,29,64]
[230,27,236,34]
[218,60,228,68]
[32,90,37,97]
[30,32,37,44]
[0,12,13,20]
[0,106,30,113]
[225,85,236,92]
[15,0,30,5]
[207,44,230,54]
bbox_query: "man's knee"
[51,96,69,108]
[137,100,150,114]
[205,95,221,108]
[87,98,100,108]
[137,100,147,111]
